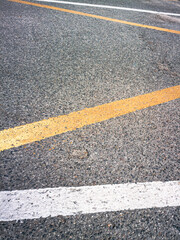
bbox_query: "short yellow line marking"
[0,86,180,151]
[9,0,180,34]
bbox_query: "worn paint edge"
[0,181,179,221]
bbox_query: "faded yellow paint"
[0,86,180,151]
[8,0,180,34]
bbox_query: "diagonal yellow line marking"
[0,85,180,151]
[9,0,180,34]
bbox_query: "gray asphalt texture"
[1,0,180,239]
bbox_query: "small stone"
[70,149,89,159]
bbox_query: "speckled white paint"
[0,181,180,221]
[36,0,180,16]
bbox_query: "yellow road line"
[9,0,180,34]
[0,85,180,151]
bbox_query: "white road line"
[0,181,180,221]
[35,0,180,16]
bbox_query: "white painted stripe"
[35,0,180,16]
[0,181,180,221]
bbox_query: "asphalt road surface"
[0,0,180,239]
